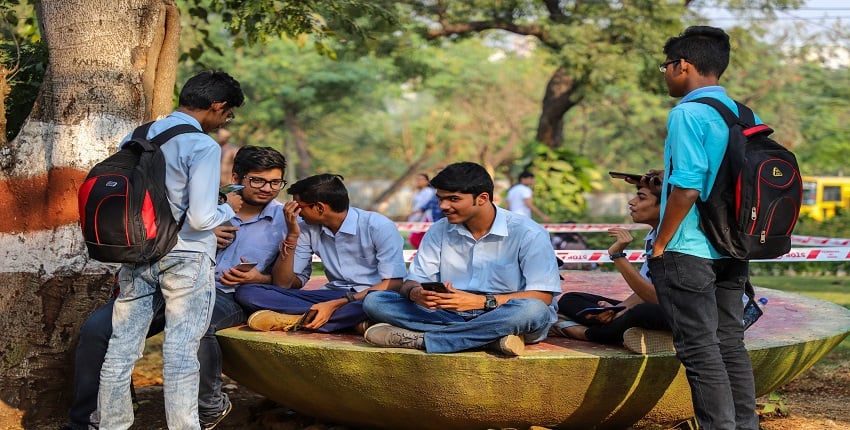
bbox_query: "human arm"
[405,281,553,311]
[524,197,551,222]
[652,186,700,257]
[269,201,305,289]
[608,228,657,303]
[218,257,273,287]
[302,278,403,330]
[182,140,236,230]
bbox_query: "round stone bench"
[217,272,850,429]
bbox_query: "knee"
[507,298,552,325]
[362,290,397,317]
[233,284,263,309]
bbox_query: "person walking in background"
[407,173,436,248]
[97,71,244,430]
[506,171,550,222]
[650,26,759,429]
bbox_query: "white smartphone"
[232,261,258,271]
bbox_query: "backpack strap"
[149,124,203,146]
[131,122,155,140]
[690,97,757,128]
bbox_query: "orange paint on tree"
[0,167,88,233]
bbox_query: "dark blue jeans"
[66,289,246,428]
[557,292,669,344]
[648,252,758,430]
[235,283,367,332]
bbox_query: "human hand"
[301,301,342,330]
[282,201,303,235]
[225,193,243,213]
[214,224,239,249]
[607,228,634,254]
[219,257,262,286]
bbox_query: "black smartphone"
[608,171,661,185]
[294,309,318,330]
[219,184,246,194]
[421,282,450,293]
[575,305,626,320]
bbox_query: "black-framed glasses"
[659,58,682,73]
[245,176,286,190]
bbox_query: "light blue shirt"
[407,205,562,318]
[121,111,235,260]
[661,86,761,259]
[293,207,406,292]
[215,199,288,293]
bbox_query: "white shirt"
[505,183,533,217]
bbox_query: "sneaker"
[200,396,232,430]
[623,327,676,354]
[363,323,425,350]
[353,319,374,335]
[548,316,582,337]
[247,310,302,332]
[487,335,525,356]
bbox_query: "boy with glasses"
[651,26,761,430]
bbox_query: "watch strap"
[609,252,627,260]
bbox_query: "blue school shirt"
[214,199,288,293]
[661,86,762,259]
[292,207,406,292]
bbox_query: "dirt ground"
[5,337,848,429]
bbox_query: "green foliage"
[523,142,601,221]
[1,0,45,142]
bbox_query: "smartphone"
[294,309,318,330]
[421,282,450,293]
[232,261,258,271]
[575,305,627,320]
[219,184,246,194]
[608,171,661,185]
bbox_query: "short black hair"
[287,174,349,212]
[430,162,494,199]
[663,26,730,78]
[518,171,534,181]
[232,146,287,178]
[179,71,245,110]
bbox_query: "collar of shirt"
[166,111,204,130]
[679,85,726,104]
[446,204,509,240]
[321,207,357,238]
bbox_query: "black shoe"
[200,396,233,430]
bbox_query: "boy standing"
[650,26,759,429]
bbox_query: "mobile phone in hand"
[421,282,450,293]
[294,309,318,330]
[575,305,626,320]
[608,171,661,185]
[232,261,258,271]
[219,184,245,194]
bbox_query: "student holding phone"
[554,183,672,353]
[236,173,406,333]
[361,162,561,356]
[64,145,289,430]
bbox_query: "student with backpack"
[96,71,244,430]
[649,27,762,430]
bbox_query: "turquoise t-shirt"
[660,86,762,259]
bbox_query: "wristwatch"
[609,252,627,260]
[484,294,498,310]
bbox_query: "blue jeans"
[98,251,215,430]
[67,289,245,428]
[648,252,758,430]
[236,284,366,333]
[362,290,553,353]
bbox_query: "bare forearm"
[653,187,699,256]
[270,235,302,289]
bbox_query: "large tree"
[396,0,802,148]
[0,0,392,426]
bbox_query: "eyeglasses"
[244,176,286,190]
[224,109,235,124]
[659,58,683,73]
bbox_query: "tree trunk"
[0,0,180,425]
[535,66,583,148]
[285,107,312,178]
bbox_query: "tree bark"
[285,107,312,178]
[0,0,179,425]
[535,66,583,148]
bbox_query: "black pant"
[557,292,669,344]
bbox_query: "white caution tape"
[395,222,648,233]
[790,235,850,247]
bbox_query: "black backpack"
[78,122,201,263]
[688,97,802,260]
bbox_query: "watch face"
[485,295,497,309]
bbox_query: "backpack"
[77,122,201,263]
[688,97,802,260]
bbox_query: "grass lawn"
[751,275,850,359]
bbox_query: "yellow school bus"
[800,176,850,221]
